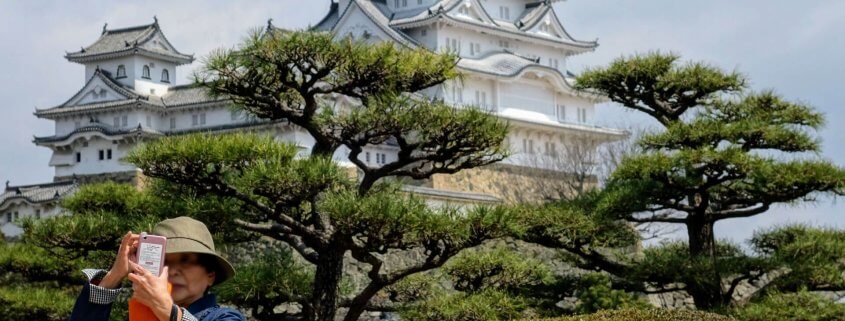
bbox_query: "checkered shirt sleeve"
[82,269,124,305]
[81,269,204,321]
[181,308,199,321]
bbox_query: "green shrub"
[526,308,734,321]
[574,273,650,314]
[400,289,531,321]
[0,286,76,321]
[732,290,845,321]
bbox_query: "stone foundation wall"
[426,164,598,204]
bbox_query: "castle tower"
[313,0,625,202]
[33,19,215,182]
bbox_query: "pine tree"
[557,52,845,309]
[125,29,631,321]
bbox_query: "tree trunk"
[686,216,724,309]
[309,246,345,321]
[341,283,381,321]
[687,216,716,257]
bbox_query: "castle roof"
[34,71,226,119]
[33,120,283,145]
[389,5,597,51]
[65,18,194,65]
[320,0,420,47]
[0,180,78,209]
[33,123,162,144]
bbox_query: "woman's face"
[164,252,216,306]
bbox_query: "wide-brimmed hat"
[152,216,235,285]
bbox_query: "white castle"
[1,0,624,237]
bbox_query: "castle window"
[557,105,566,122]
[113,117,120,127]
[76,152,81,163]
[121,115,128,127]
[540,23,550,33]
[475,90,488,109]
[146,115,152,127]
[578,108,587,123]
[192,114,198,126]
[170,117,176,129]
[99,150,105,160]
[116,65,126,78]
[549,58,559,69]
[35,209,41,220]
[522,139,534,154]
[142,65,151,79]
[200,113,206,125]
[5,213,10,223]
[161,69,170,83]
[452,84,463,104]
[107,149,113,160]
[365,152,371,163]
[499,6,510,20]
[545,142,557,156]
[381,154,386,164]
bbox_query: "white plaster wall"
[443,77,495,110]
[500,127,568,168]
[84,56,135,86]
[479,0,530,22]
[501,80,555,116]
[555,92,594,124]
[165,106,234,131]
[70,76,128,106]
[132,56,176,89]
[56,117,83,136]
[0,201,63,238]
[405,26,438,49]
[54,136,136,177]
[335,5,393,44]
[436,25,569,72]
[388,0,435,12]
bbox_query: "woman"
[69,217,245,321]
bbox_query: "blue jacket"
[68,280,245,321]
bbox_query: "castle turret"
[65,17,193,97]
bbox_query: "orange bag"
[129,283,173,321]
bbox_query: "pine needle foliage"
[567,52,845,310]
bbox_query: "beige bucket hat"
[152,216,235,285]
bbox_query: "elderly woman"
[69,217,245,321]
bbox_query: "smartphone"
[133,232,167,277]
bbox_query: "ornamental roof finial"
[267,18,274,30]
[102,23,108,35]
[153,15,158,24]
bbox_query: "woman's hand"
[128,262,178,321]
[100,232,139,289]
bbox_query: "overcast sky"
[1,1,843,245]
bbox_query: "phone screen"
[137,240,164,276]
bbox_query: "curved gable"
[62,70,138,107]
